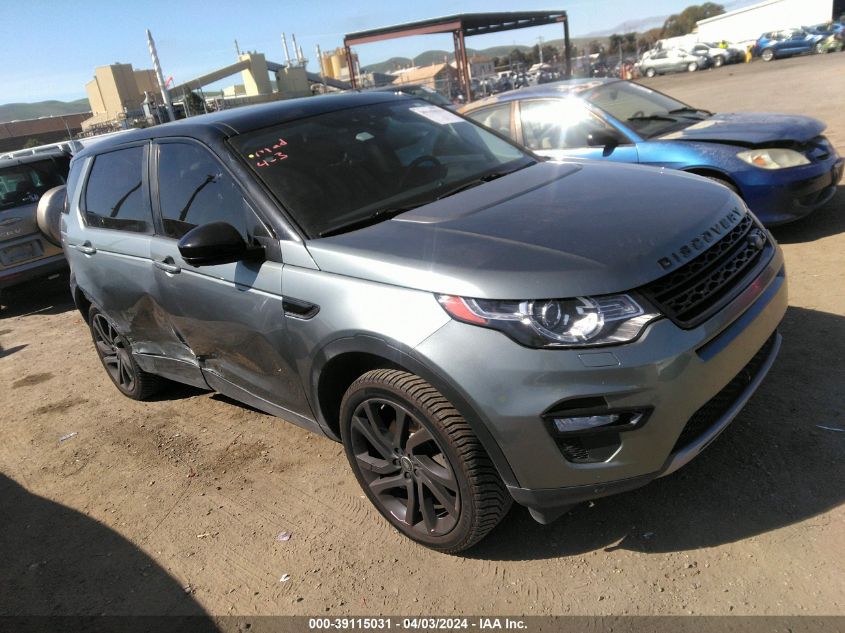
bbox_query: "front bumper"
[740,155,844,225]
[414,246,787,516]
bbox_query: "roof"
[0,149,69,167]
[345,11,568,45]
[394,63,456,84]
[72,92,409,158]
[462,78,619,111]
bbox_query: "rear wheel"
[88,306,163,400]
[340,369,511,553]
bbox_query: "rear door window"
[84,145,153,233]
[464,103,515,140]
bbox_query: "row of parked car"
[636,19,845,77]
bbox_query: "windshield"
[586,81,710,139]
[231,99,534,238]
[0,158,67,211]
[397,86,453,107]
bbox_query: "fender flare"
[309,334,519,488]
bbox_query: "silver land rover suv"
[62,93,786,553]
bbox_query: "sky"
[0,0,751,104]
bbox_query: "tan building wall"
[85,78,106,115]
[275,66,310,99]
[239,53,272,96]
[82,63,161,131]
[134,69,158,97]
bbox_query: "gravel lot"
[1,53,844,618]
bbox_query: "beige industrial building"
[83,63,158,131]
[391,63,459,95]
[320,47,358,81]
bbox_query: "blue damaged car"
[461,79,844,225]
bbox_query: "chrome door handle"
[154,259,181,274]
[76,242,96,255]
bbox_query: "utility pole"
[538,36,544,64]
[146,29,175,122]
[235,39,241,56]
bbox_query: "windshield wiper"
[668,106,713,117]
[318,204,424,238]
[627,114,677,123]
[435,162,533,201]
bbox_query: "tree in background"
[661,3,725,37]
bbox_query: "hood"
[660,112,825,145]
[304,161,744,300]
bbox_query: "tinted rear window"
[0,158,67,211]
[84,145,153,233]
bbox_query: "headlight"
[737,148,810,170]
[436,293,660,348]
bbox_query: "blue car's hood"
[660,112,826,145]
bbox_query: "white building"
[696,0,836,44]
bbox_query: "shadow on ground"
[0,273,74,319]
[771,185,845,244]
[469,305,845,561]
[0,473,218,623]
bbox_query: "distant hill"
[0,98,90,123]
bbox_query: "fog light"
[553,414,620,433]
[551,411,646,435]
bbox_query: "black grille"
[641,214,772,328]
[672,334,777,453]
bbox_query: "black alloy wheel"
[350,397,460,537]
[340,369,511,553]
[88,306,163,400]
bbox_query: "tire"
[644,67,656,78]
[713,55,724,68]
[814,42,824,54]
[687,62,698,72]
[761,49,774,61]
[88,306,164,400]
[340,369,511,553]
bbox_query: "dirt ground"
[1,53,844,618]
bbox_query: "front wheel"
[761,49,774,61]
[713,55,724,68]
[687,62,699,72]
[340,369,511,553]
[814,42,824,54]
[644,67,656,78]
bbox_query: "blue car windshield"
[586,81,710,138]
[230,99,534,238]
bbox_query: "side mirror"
[177,221,263,267]
[586,129,624,154]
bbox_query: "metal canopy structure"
[343,11,571,100]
